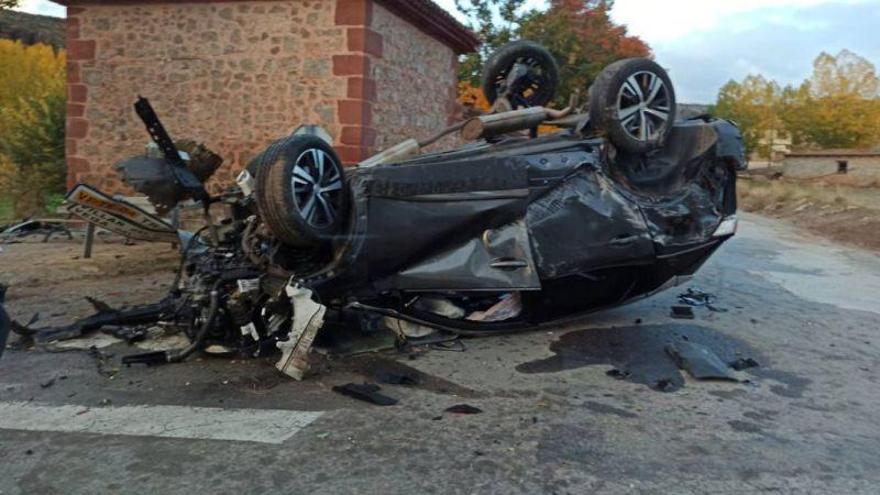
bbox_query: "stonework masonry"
[63,0,471,193]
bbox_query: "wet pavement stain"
[516,324,766,392]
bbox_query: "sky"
[16,0,880,103]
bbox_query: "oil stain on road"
[516,323,810,395]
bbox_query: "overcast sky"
[16,0,880,103]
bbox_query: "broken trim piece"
[276,283,327,380]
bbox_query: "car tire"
[482,40,560,108]
[590,58,676,154]
[252,135,348,247]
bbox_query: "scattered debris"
[21,298,173,345]
[678,287,714,307]
[332,383,398,406]
[39,377,56,389]
[605,368,631,379]
[665,342,737,381]
[729,357,760,371]
[670,306,695,319]
[0,219,74,244]
[678,287,727,312]
[444,404,483,415]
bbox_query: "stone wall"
[783,155,880,179]
[65,0,464,194]
[369,2,458,151]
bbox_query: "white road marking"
[0,401,323,444]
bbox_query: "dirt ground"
[738,177,880,252]
[0,234,179,328]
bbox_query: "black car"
[1,42,744,378]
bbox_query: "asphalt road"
[1,213,879,494]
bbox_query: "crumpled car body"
[306,118,742,332]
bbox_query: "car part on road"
[670,306,695,320]
[665,342,738,381]
[332,383,398,406]
[22,298,175,345]
[444,404,483,415]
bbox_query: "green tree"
[0,93,66,216]
[0,40,67,217]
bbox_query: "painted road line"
[0,401,323,444]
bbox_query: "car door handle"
[609,234,638,247]
[490,258,529,270]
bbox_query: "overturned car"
[1,42,745,377]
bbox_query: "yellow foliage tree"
[714,75,784,159]
[715,49,880,154]
[782,50,880,149]
[0,39,67,217]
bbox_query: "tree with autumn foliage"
[455,0,651,110]
[519,0,651,107]
[782,50,880,149]
[0,40,67,217]
[0,1,21,9]
[715,75,784,159]
[715,50,880,155]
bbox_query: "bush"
[0,39,66,218]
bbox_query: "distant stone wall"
[369,2,459,151]
[783,155,880,179]
[65,0,465,194]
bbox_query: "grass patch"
[738,178,856,212]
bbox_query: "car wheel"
[482,40,560,109]
[253,135,348,247]
[590,58,676,154]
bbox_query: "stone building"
[54,0,478,191]
[783,149,880,180]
